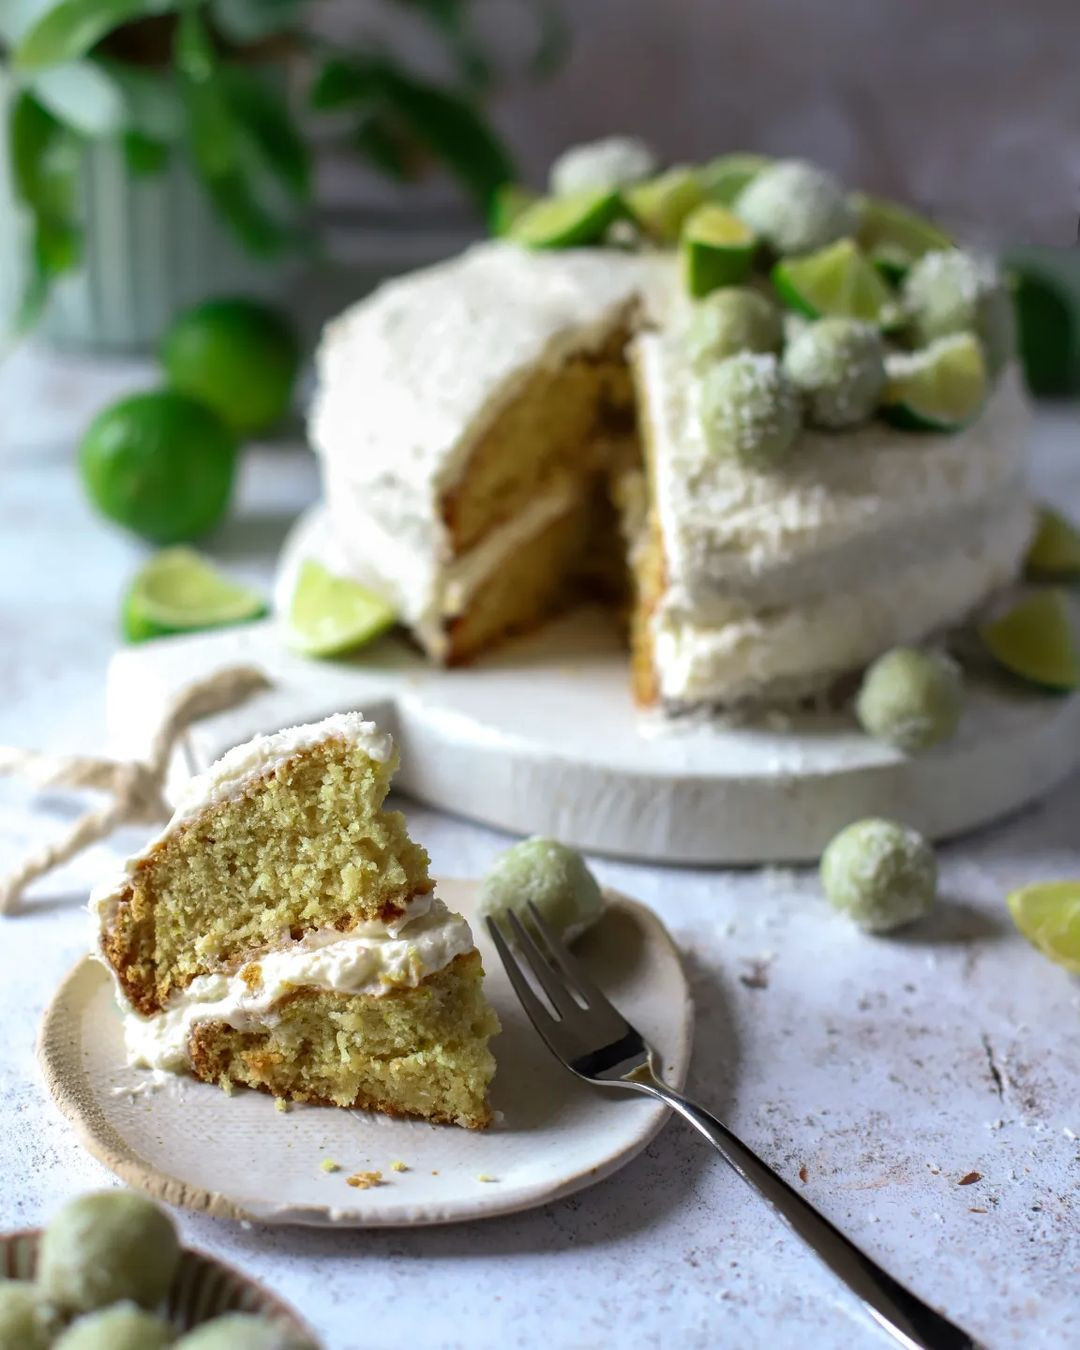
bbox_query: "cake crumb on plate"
[320,1158,341,1173]
[390,1160,408,1172]
[347,1170,383,1189]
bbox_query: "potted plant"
[0,0,563,349]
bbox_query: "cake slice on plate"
[92,713,499,1128]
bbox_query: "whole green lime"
[161,297,301,435]
[79,390,237,543]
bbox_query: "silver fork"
[487,905,977,1350]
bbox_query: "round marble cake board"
[104,506,1080,864]
[37,884,691,1228]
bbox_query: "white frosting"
[122,896,475,1073]
[310,242,673,658]
[635,329,1032,703]
[90,712,396,931]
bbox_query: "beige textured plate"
[38,882,692,1228]
[1,1229,316,1337]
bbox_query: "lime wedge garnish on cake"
[852,193,952,280]
[699,153,771,206]
[1025,506,1080,579]
[1007,881,1080,972]
[508,188,622,249]
[978,589,1080,691]
[681,204,757,296]
[489,183,537,237]
[881,333,987,431]
[285,559,397,657]
[772,238,900,326]
[625,167,705,242]
[122,548,266,642]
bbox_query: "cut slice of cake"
[91,713,499,1128]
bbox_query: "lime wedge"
[625,167,705,243]
[122,548,266,643]
[772,238,900,326]
[285,560,396,658]
[1007,881,1080,972]
[508,188,622,249]
[881,333,987,431]
[699,153,771,206]
[1025,506,1080,579]
[489,183,536,237]
[852,193,952,281]
[681,204,757,297]
[979,589,1080,691]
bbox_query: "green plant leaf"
[28,60,127,136]
[123,128,170,173]
[352,111,413,181]
[9,90,81,219]
[220,65,310,200]
[14,0,180,71]
[309,56,387,111]
[98,59,185,141]
[373,69,514,208]
[209,0,301,42]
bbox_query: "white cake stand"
[105,504,1080,864]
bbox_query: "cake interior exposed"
[92,714,499,1129]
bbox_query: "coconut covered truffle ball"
[903,249,1015,374]
[38,1191,181,1315]
[855,647,963,752]
[55,1305,174,1350]
[174,1313,317,1349]
[683,288,783,368]
[549,135,656,197]
[821,818,937,932]
[0,1280,53,1350]
[782,318,886,428]
[734,159,855,256]
[700,353,801,468]
[479,837,604,940]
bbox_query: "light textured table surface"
[1,342,1078,1350]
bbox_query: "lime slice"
[979,589,1080,691]
[772,238,900,326]
[881,333,987,431]
[122,548,266,643]
[508,188,622,249]
[1025,506,1080,578]
[681,204,757,297]
[624,167,705,243]
[1007,881,1080,972]
[489,183,536,237]
[285,560,396,657]
[852,193,952,281]
[699,153,771,206]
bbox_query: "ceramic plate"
[1,1229,315,1336]
[38,882,692,1227]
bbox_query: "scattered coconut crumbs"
[320,1159,341,1174]
[346,1170,383,1190]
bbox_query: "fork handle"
[641,1081,977,1350]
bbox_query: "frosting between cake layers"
[121,896,476,1073]
[89,712,394,930]
[635,329,1033,704]
[322,466,587,654]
